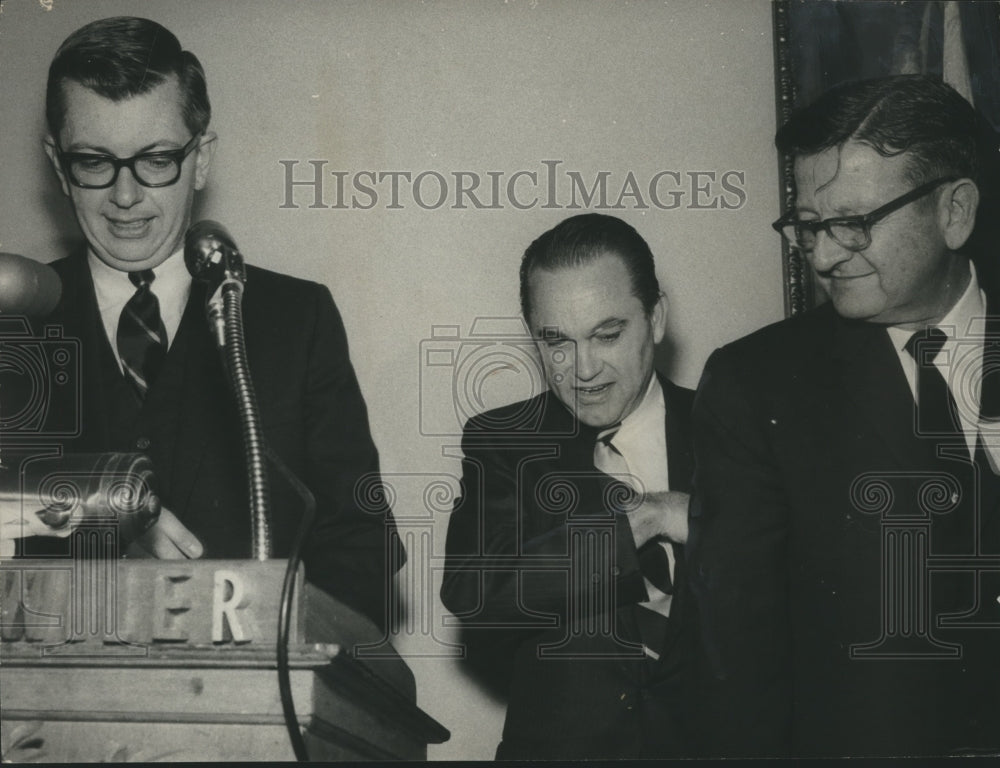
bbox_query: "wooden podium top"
[3,558,374,648]
[0,557,450,755]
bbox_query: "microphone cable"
[267,444,316,763]
[214,300,308,761]
[215,336,313,761]
[187,222,318,760]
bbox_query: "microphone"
[184,220,248,348]
[184,220,246,289]
[183,220,271,560]
[0,253,62,316]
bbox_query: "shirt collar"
[88,248,190,307]
[886,261,984,353]
[606,373,664,444]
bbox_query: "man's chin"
[828,295,883,322]
[93,245,172,272]
[572,407,618,431]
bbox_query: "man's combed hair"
[775,74,986,186]
[46,16,211,138]
[519,213,661,324]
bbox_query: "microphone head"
[0,253,62,316]
[184,220,243,284]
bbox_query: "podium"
[0,558,449,761]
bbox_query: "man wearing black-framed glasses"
[688,75,1000,758]
[18,16,403,634]
[771,175,959,255]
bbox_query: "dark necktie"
[117,269,167,399]
[594,430,673,596]
[906,327,989,555]
[905,328,960,438]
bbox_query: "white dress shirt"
[598,374,675,617]
[885,264,999,466]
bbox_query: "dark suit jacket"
[16,250,402,631]
[688,301,1000,757]
[441,373,699,760]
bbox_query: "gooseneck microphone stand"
[185,221,312,761]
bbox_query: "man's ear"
[939,178,979,251]
[43,135,71,197]
[651,292,668,345]
[193,131,217,191]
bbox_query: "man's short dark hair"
[775,74,986,186]
[519,214,662,324]
[46,16,211,139]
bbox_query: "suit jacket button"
[135,437,151,450]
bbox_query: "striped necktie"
[594,429,674,596]
[117,269,167,399]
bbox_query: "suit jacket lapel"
[831,314,929,467]
[660,373,693,495]
[616,374,694,657]
[51,252,112,450]
[972,293,1000,549]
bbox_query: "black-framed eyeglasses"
[57,133,203,189]
[771,176,959,253]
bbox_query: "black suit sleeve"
[296,285,404,631]
[686,347,792,756]
[440,426,648,628]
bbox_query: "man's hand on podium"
[125,508,204,559]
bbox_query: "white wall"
[0,0,781,759]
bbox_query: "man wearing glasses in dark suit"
[20,16,401,632]
[688,75,1000,757]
